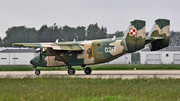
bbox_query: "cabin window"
[1,58,7,60]
[87,49,92,54]
[97,44,100,46]
[166,54,169,57]
[13,58,18,59]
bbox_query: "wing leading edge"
[13,42,84,51]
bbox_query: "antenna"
[112,35,116,40]
[55,39,59,43]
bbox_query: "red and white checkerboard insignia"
[129,28,137,36]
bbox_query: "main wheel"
[68,68,75,75]
[84,67,92,75]
[35,69,40,75]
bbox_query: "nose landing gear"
[33,66,41,75]
[35,69,40,75]
[68,68,75,75]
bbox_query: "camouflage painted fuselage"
[31,38,127,67]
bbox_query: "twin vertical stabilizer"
[123,19,170,52]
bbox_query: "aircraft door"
[85,45,93,59]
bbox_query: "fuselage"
[30,38,127,67]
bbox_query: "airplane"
[13,19,170,75]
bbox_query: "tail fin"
[123,20,146,53]
[148,19,170,51]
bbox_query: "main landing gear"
[33,66,41,75]
[67,65,92,75]
[82,65,92,75]
[84,67,92,75]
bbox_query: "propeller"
[39,47,43,62]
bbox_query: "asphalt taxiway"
[1,70,180,79]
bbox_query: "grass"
[0,76,180,101]
[0,64,180,71]
[0,65,33,71]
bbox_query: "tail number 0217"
[105,47,116,53]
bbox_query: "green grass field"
[0,76,180,101]
[0,64,180,71]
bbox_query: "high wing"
[13,42,84,51]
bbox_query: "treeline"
[1,23,124,47]
[169,31,180,46]
[0,23,179,47]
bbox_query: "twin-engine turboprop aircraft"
[13,19,170,75]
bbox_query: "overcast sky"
[0,0,179,38]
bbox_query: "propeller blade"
[40,47,43,62]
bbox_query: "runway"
[1,70,180,79]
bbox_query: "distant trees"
[87,23,107,40]
[0,37,2,47]
[3,26,37,47]
[76,26,86,41]
[1,23,109,47]
[87,23,99,40]
[37,24,63,42]
[169,31,180,46]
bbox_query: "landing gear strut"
[33,66,41,75]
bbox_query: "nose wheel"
[33,66,41,75]
[35,69,41,75]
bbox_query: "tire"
[68,68,75,75]
[35,69,40,75]
[84,67,92,75]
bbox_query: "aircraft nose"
[30,59,34,65]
